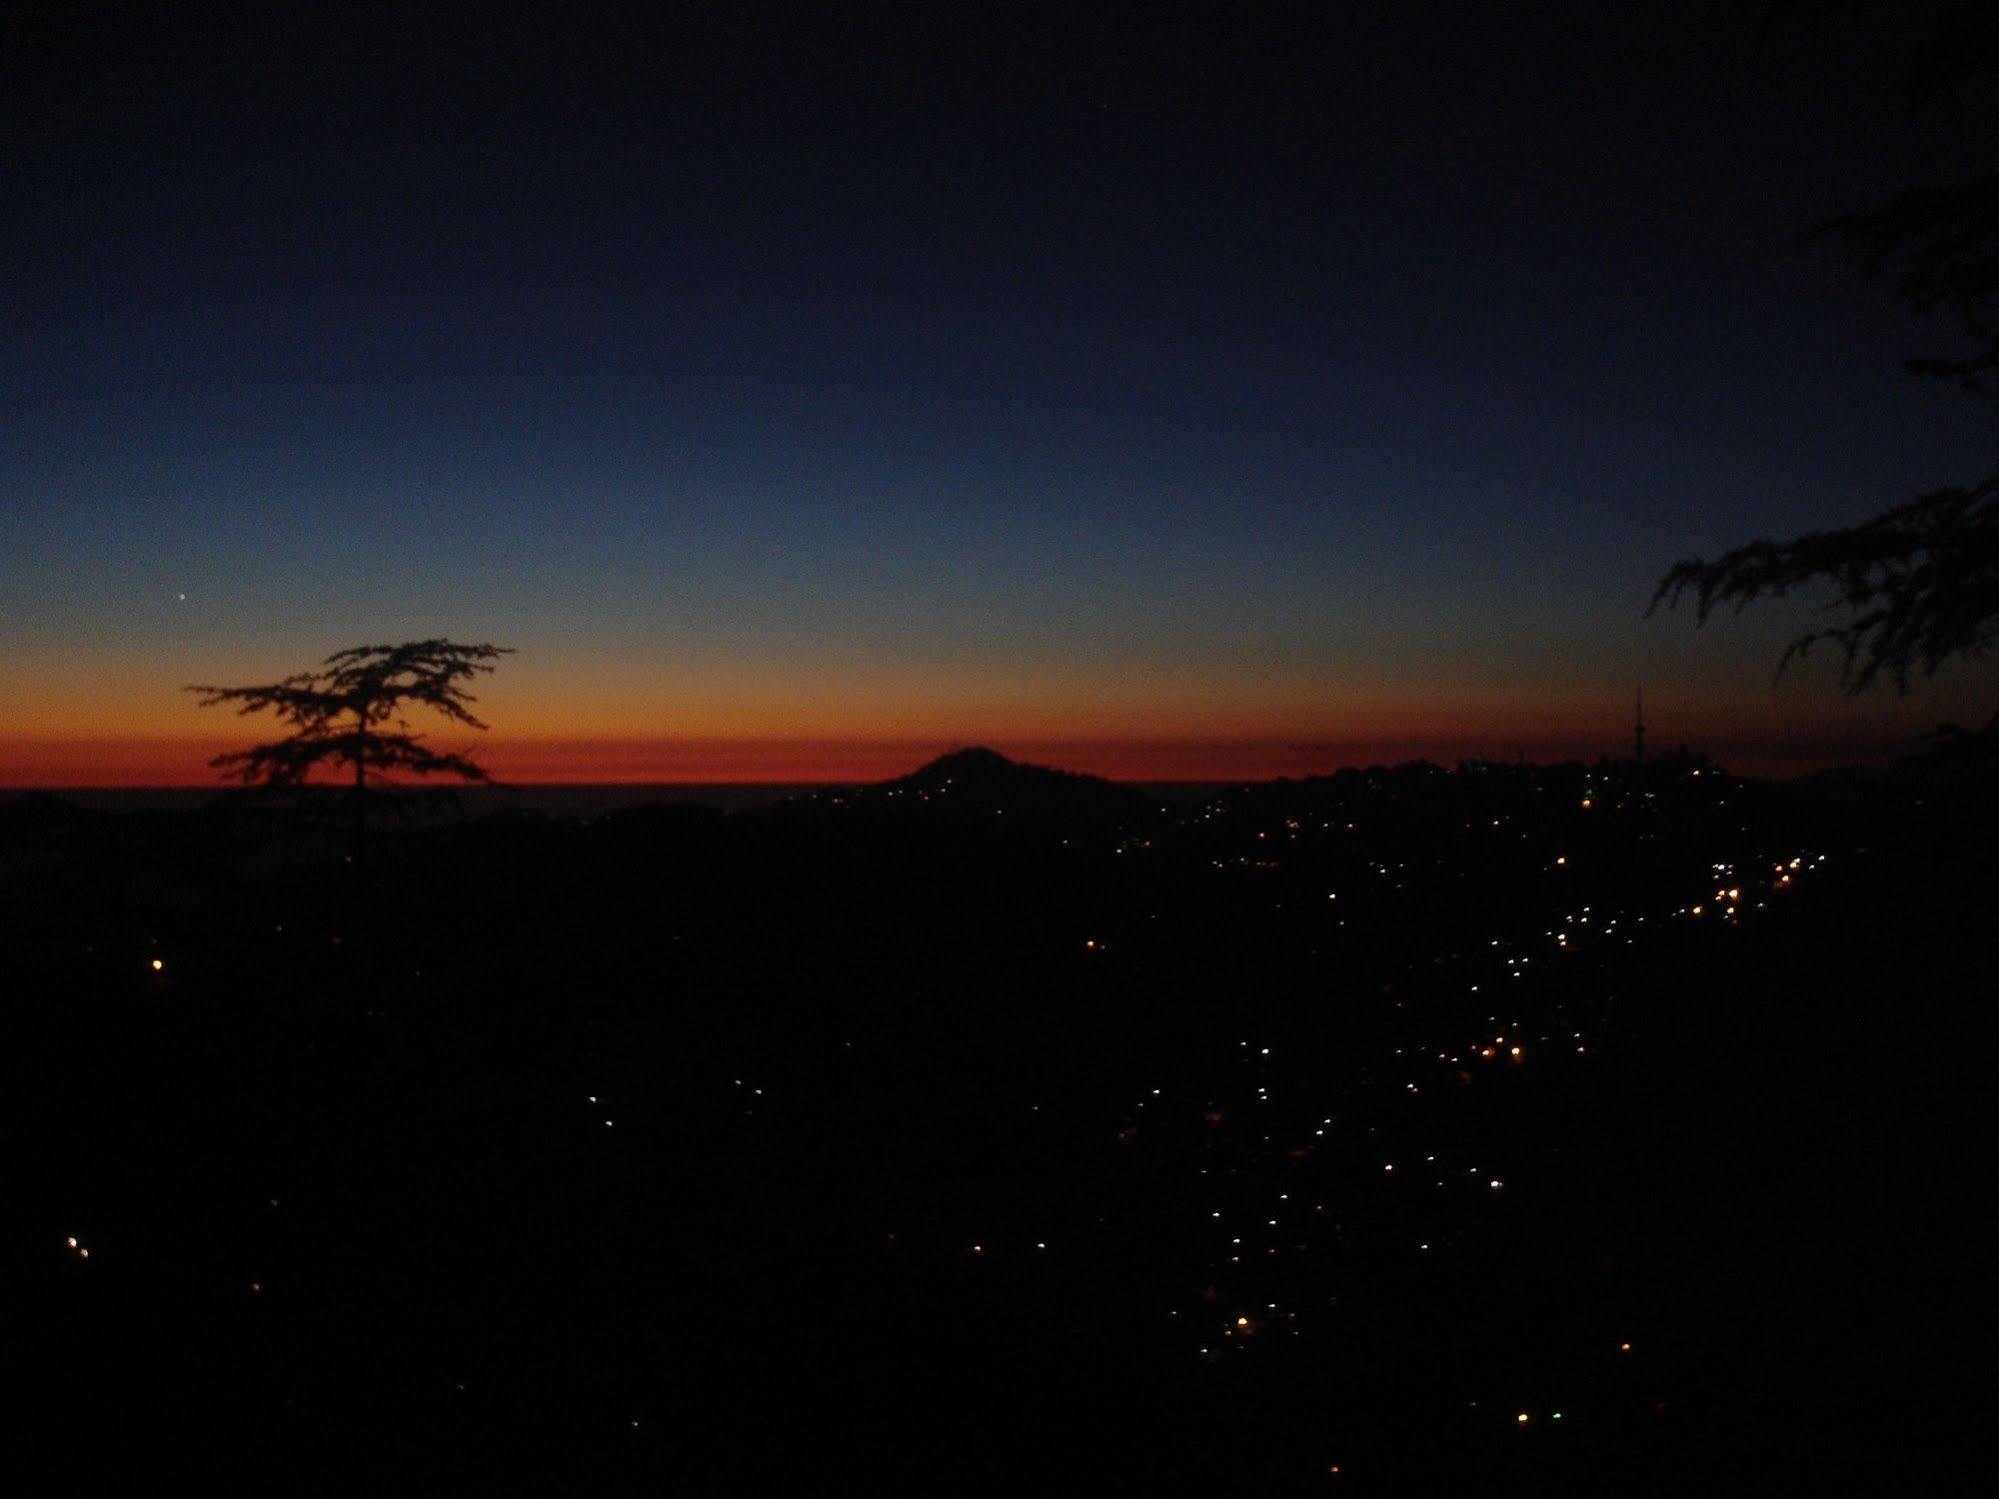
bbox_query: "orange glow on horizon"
[0,734,1501,787]
[3,648,1955,788]
[0,718,1930,787]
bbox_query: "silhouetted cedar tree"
[189,639,512,865]
[1653,2,1999,728]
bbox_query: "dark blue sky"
[5,2,1993,780]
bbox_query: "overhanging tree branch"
[1654,3,1997,719]
[1815,173,1999,393]
[1650,477,1999,692]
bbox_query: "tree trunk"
[352,709,368,879]
[346,709,371,992]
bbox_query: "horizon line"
[0,724,1932,788]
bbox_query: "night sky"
[6,2,1993,783]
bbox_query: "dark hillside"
[1,762,1986,1493]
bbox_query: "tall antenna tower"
[1634,684,1646,766]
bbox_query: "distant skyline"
[6,3,1993,784]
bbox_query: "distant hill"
[788,746,1165,820]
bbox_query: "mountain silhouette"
[804,746,1165,820]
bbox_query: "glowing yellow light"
[1556,856,1566,866]
[150,958,163,972]
[1517,1412,1530,1424]
[1237,1316,1250,1326]
[1509,1046,1521,1058]
[1619,1342,1631,1353]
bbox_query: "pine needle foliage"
[189,638,512,793]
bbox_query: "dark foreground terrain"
[3,750,1989,1494]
